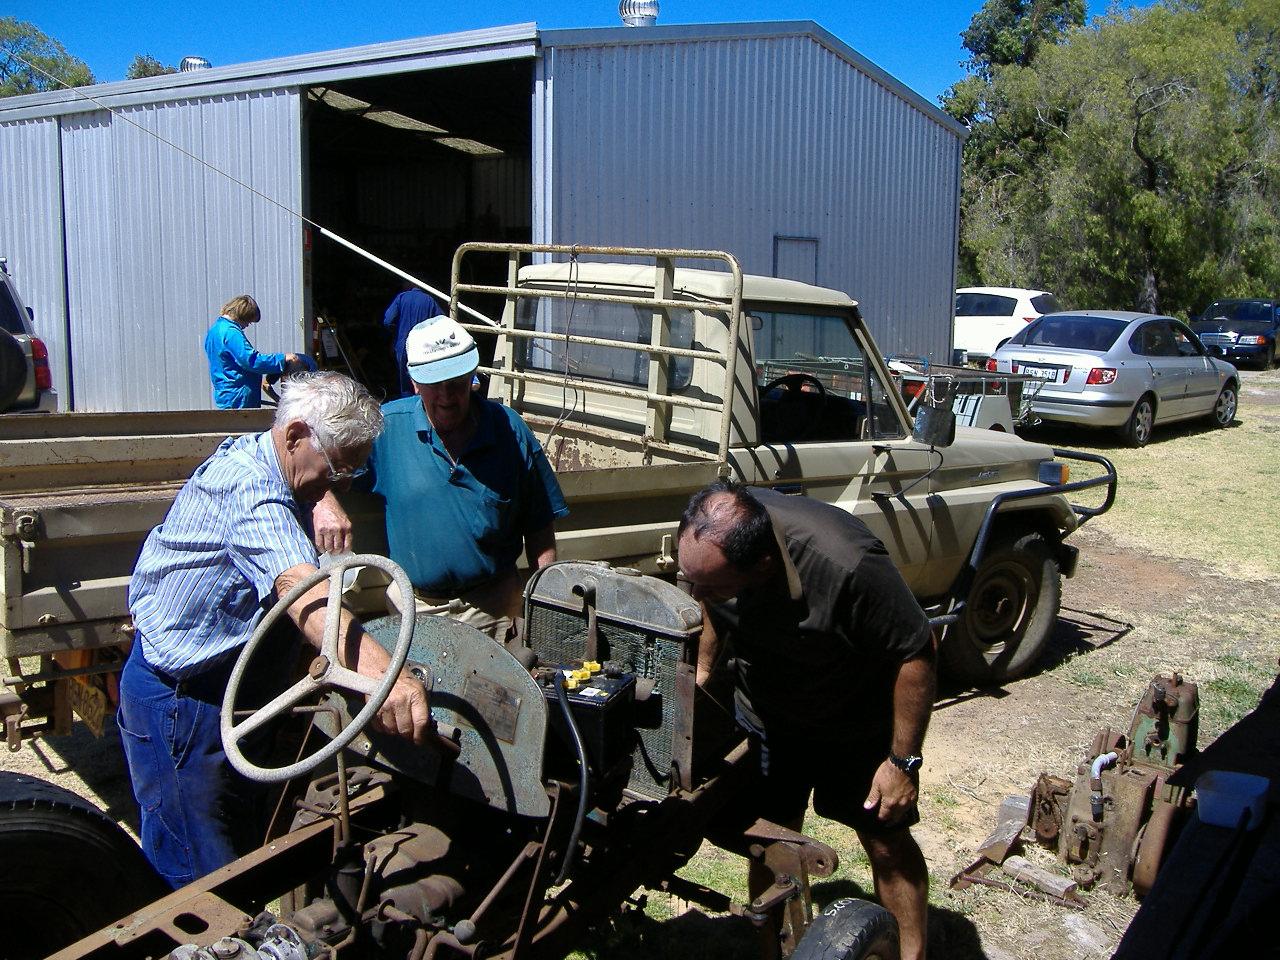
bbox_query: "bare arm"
[524,521,558,570]
[310,491,353,555]
[275,563,429,743]
[863,637,937,823]
[695,603,723,687]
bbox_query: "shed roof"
[0,20,963,138]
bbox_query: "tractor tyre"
[941,531,1060,686]
[0,771,166,960]
[792,898,899,960]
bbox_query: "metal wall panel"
[0,117,69,406]
[60,89,302,411]
[541,33,962,361]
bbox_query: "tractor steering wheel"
[220,554,416,784]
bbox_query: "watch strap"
[889,752,923,774]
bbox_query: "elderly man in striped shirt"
[118,371,431,889]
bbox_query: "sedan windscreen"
[1200,301,1273,323]
[956,293,1016,317]
[1009,314,1129,351]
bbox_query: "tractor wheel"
[941,531,1060,686]
[792,898,899,960]
[0,771,166,960]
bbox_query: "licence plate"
[1021,365,1060,382]
[68,678,108,737]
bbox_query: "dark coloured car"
[0,258,56,413]
[1190,299,1280,369]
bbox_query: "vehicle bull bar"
[929,448,1118,628]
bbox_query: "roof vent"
[619,0,659,26]
[180,56,213,72]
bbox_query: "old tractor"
[22,557,893,960]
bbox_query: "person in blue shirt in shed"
[204,294,306,408]
[315,315,568,641]
[383,283,444,398]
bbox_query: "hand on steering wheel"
[220,554,417,784]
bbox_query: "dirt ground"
[4,370,1278,960]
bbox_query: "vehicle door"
[730,308,937,587]
[1130,320,1189,419]
[1174,319,1222,415]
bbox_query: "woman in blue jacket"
[203,295,304,408]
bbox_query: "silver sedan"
[988,311,1239,447]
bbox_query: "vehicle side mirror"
[912,403,956,448]
[25,306,34,321]
[1206,344,1225,358]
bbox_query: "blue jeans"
[117,639,275,888]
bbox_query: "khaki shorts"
[385,568,522,643]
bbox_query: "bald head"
[677,480,779,602]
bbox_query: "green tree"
[951,0,1280,315]
[126,55,177,80]
[0,17,93,97]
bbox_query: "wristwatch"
[889,753,924,775]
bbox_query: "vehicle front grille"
[1198,332,1237,346]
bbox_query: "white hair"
[273,371,383,451]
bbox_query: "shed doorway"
[303,57,534,400]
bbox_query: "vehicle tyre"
[0,329,25,412]
[941,531,1061,686]
[1209,383,1237,428]
[1119,395,1155,448]
[0,771,167,960]
[792,898,899,960]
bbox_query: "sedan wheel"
[1211,384,1237,428]
[1121,397,1155,448]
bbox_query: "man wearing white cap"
[323,315,568,639]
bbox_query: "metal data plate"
[314,612,550,819]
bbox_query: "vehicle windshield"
[0,281,25,335]
[1199,300,1274,323]
[1009,314,1128,352]
[955,292,1016,317]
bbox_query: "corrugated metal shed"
[538,23,963,361]
[0,20,961,411]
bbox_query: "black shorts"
[725,729,920,837]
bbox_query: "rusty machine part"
[48,561,850,960]
[1030,672,1199,897]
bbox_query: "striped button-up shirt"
[129,431,318,679]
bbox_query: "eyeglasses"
[312,439,369,483]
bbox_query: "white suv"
[0,259,57,414]
[955,286,1062,361]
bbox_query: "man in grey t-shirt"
[678,479,935,960]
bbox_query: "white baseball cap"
[406,315,479,385]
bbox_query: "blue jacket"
[204,316,288,408]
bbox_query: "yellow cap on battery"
[571,668,592,682]
[584,661,601,673]
[564,676,580,690]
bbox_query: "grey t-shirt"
[705,488,932,739]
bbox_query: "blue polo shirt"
[368,396,569,595]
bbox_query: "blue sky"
[12,1,1147,106]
